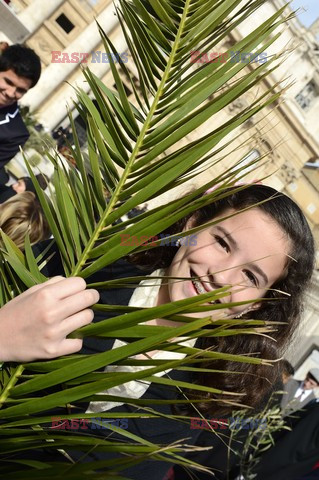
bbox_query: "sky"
[291,0,319,27]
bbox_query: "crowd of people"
[0,41,318,480]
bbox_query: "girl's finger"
[60,308,95,337]
[52,288,99,320]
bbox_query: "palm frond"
[0,0,290,476]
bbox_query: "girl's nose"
[208,267,241,289]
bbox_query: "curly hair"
[129,185,315,413]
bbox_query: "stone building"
[0,0,318,366]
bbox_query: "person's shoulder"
[282,377,299,397]
[31,242,152,280]
[0,184,14,203]
[285,377,300,391]
[0,102,19,118]
[87,257,152,284]
[0,102,29,139]
[110,258,152,277]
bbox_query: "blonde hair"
[0,192,51,249]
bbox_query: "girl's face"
[158,208,291,318]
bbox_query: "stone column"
[17,0,65,34]
[21,2,119,111]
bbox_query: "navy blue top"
[0,103,29,172]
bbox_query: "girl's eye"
[214,235,230,253]
[243,269,258,287]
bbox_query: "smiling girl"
[0,184,315,479]
[126,184,315,413]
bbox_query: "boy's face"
[0,69,32,108]
[304,374,319,390]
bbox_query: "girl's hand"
[0,276,99,362]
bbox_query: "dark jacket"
[0,184,15,203]
[0,103,29,183]
[254,400,319,480]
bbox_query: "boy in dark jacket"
[0,44,41,183]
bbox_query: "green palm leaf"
[0,0,291,476]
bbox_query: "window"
[55,14,75,34]
[295,81,318,111]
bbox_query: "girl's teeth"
[192,278,206,294]
[192,277,216,305]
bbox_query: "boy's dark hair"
[308,371,319,385]
[281,359,295,377]
[0,44,41,87]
